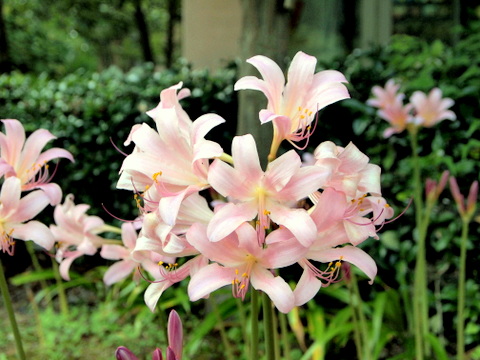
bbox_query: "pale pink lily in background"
[0,119,74,205]
[207,134,329,246]
[367,80,413,138]
[116,310,183,360]
[367,79,404,109]
[410,88,456,127]
[187,223,307,313]
[50,194,110,280]
[117,83,225,227]
[0,177,54,255]
[235,51,350,159]
[100,222,161,286]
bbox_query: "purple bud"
[115,346,139,360]
[167,310,183,360]
[152,348,163,360]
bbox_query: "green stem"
[25,242,52,306]
[456,218,469,360]
[51,257,69,316]
[262,291,276,360]
[279,312,291,360]
[0,259,26,360]
[409,128,427,360]
[26,285,45,347]
[351,270,370,360]
[250,288,260,360]
[347,271,364,360]
[210,295,235,360]
[236,297,249,358]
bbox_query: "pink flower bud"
[449,176,465,216]
[115,346,139,360]
[167,310,183,360]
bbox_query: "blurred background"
[1,1,480,359]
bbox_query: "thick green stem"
[25,242,52,306]
[350,270,370,360]
[250,288,260,360]
[409,128,428,360]
[211,295,235,360]
[347,272,364,360]
[262,291,276,360]
[456,218,469,360]
[279,312,291,360]
[236,297,249,358]
[51,257,69,316]
[0,260,26,360]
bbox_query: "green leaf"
[425,333,449,360]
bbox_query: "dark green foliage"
[0,61,238,220]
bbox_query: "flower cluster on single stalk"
[0,119,73,256]
[367,79,456,137]
[75,51,393,314]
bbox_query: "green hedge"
[0,61,238,219]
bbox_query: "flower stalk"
[0,260,26,360]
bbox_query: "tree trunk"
[0,0,11,73]
[133,0,154,63]
[164,0,179,68]
[236,0,296,167]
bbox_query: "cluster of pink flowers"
[0,119,73,256]
[367,79,456,137]
[66,51,393,314]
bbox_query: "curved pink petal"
[103,259,135,286]
[10,220,54,250]
[283,51,317,112]
[208,159,251,199]
[0,177,21,216]
[58,251,83,280]
[293,265,322,306]
[1,119,25,165]
[187,223,246,265]
[231,135,262,182]
[310,245,377,284]
[29,182,63,206]
[191,113,225,144]
[11,189,50,222]
[188,263,234,301]
[145,279,174,312]
[36,147,74,164]
[193,140,223,162]
[20,128,57,167]
[265,150,300,191]
[207,202,257,242]
[100,244,131,260]
[250,266,294,314]
[268,203,317,247]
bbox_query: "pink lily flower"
[313,141,382,198]
[207,134,329,246]
[367,80,413,138]
[137,192,213,257]
[116,309,183,360]
[50,194,109,280]
[279,188,386,306]
[100,222,161,286]
[234,51,349,158]
[0,177,54,255]
[144,255,207,311]
[409,88,456,127]
[187,223,307,313]
[0,119,74,205]
[117,83,225,226]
